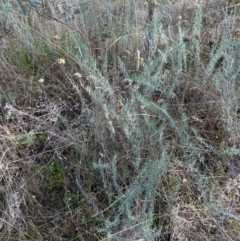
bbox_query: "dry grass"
[0,0,240,240]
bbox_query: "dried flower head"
[117,104,124,115]
[140,105,145,110]
[177,15,182,21]
[52,35,61,41]
[168,47,173,51]
[182,178,188,184]
[232,29,240,40]
[170,93,176,99]
[192,115,203,123]
[118,104,124,110]
[133,85,140,91]
[73,72,82,79]
[86,75,92,80]
[157,98,164,104]
[121,79,133,89]
[165,70,170,75]
[150,0,160,7]
[194,33,201,40]
[57,58,65,65]
[38,78,44,83]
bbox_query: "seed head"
[57,58,65,65]
[73,72,82,79]
[121,79,133,89]
[38,78,44,83]
[52,35,61,41]
[194,33,201,40]
[150,0,160,7]
[157,98,164,104]
[133,85,140,91]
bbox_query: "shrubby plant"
[0,0,239,240]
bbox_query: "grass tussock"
[0,0,240,240]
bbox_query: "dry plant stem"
[136,49,140,71]
[0,1,240,240]
[146,0,157,58]
[34,8,91,51]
